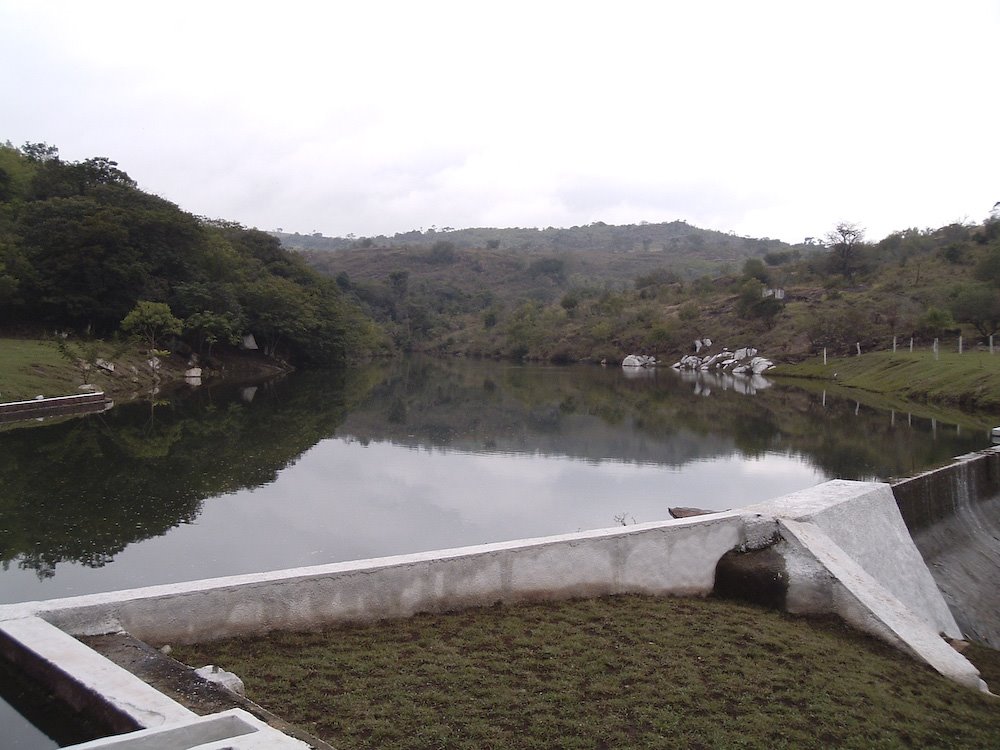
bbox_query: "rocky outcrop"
[672,344,774,375]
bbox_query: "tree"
[121,301,183,351]
[825,222,865,281]
[184,310,243,356]
[950,284,1000,339]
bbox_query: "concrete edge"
[0,511,745,637]
[63,708,311,749]
[0,616,195,731]
[779,518,988,693]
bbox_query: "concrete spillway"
[893,448,1000,647]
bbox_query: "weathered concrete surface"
[3,513,744,645]
[64,709,311,749]
[893,448,1000,646]
[80,633,335,750]
[778,519,986,692]
[743,480,961,639]
[0,616,195,732]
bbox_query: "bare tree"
[825,222,865,281]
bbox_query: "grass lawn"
[773,350,1000,413]
[174,595,1000,750]
[0,337,82,402]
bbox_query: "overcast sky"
[2,1,998,243]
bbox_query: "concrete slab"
[63,708,310,749]
[0,616,195,731]
[779,518,986,692]
[745,480,961,638]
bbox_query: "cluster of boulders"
[672,345,774,375]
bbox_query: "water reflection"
[0,357,991,604]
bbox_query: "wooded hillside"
[290,212,1000,364]
[0,142,385,365]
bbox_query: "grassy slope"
[174,595,1000,750]
[773,351,1000,413]
[0,338,83,401]
[0,337,200,404]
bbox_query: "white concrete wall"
[743,480,961,638]
[4,512,745,645]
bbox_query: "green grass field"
[174,595,1000,750]
[0,338,83,402]
[773,350,1000,413]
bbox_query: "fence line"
[828,334,997,359]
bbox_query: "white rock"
[694,339,704,353]
[622,354,656,368]
[195,665,245,696]
[95,358,115,373]
[184,367,202,378]
[702,338,712,348]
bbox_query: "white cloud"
[1,0,998,242]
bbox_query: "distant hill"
[283,214,1000,365]
[274,220,805,276]
[278,220,819,356]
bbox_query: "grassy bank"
[772,350,1000,414]
[0,337,290,407]
[174,595,1000,750]
[0,338,82,401]
[0,337,186,403]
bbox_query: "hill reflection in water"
[0,357,989,604]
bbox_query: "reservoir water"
[0,356,993,747]
[1,356,990,606]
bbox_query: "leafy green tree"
[389,270,409,297]
[974,245,1000,287]
[918,306,955,338]
[825,222,865,281]
[949,284,1000,339]
[184,311,243,356]
[121,301,183,351]
[742,257,770,284]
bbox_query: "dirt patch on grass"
[173,595,1000,750]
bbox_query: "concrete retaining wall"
[0,392,108,423]
[6,512,745,645]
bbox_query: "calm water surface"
[0,357,989,606]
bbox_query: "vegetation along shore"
[4,140,1000,417]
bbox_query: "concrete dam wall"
[893,447,1000,647]
[2,452,999,747]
